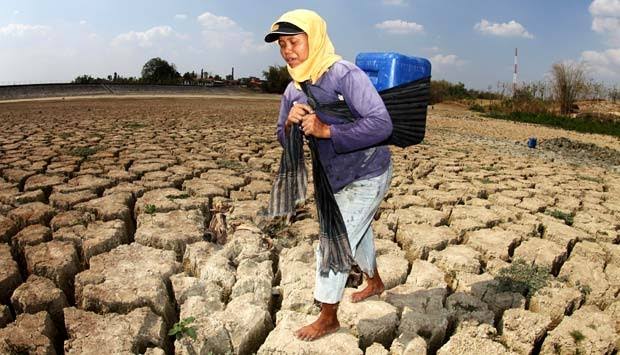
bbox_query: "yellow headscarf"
[270,9,342,88]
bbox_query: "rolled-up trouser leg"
[313,164,392,304]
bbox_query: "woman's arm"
[328,68,392,153]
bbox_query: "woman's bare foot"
[351,267,384,303]
[294,303,340,341]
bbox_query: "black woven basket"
[302,76,431,148]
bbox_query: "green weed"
[168,317,197,341]
[477,177,492,184]
[144,204,157,214]
[125,122,146,129]
[577,283,592,298]
[486,111,620,138]
[546,209,574,226]
[216,159,245,171]
[166,194,190,200]
[469,103,486,113]
[570,330,585,343]
[577,174,603,184]
[494,259,550,299]
[70,146,99,158]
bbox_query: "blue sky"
[0,0,617,89]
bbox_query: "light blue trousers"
[313,164,393,304]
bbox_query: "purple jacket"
[276,60,392,193]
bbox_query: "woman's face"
[278,33,309,68]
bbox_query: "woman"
[265,9,393,341]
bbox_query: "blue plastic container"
[355,52,431,92]
[527,137,537,148]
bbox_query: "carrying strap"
[300,76,432,147]
[299,81,355,123]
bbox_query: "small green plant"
[485,111,620,138]
[462,166,476,173]
[569,330,585,343]
[477,177,492,184]
[70,146,99,158]
[60,132,72,139]
[216,159,245,171]
[168,317,197,341]
[261,217,289,238]
[144,204,157,214]
[577,174,603,184]
[452,301,478,312]
[469,103,486,113]
[495,259,550,299]
[546,209,574,226]
[166,194,190,200]
[125,122,146,129]
[577,283,592,298]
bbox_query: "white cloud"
[574,1,620,79]
[196,12,267,53]
[589,0,620,44]
[382,0,407,5]
[0,12,281,84]
[79,20,87,25]
[0,23,50,37]
[429,53,466,75]
[197,12,237,30]
[112,25,182,48]
[474,19,534,39]
[375,20,424,34]
[590,0,620,17]
[174,14,188,20]
[592,16,620,33]
[424,46,441,54]
[431,54,465,66]
[12,10,20,16]
[581,48,620,77]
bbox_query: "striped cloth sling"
[268,121,355,276]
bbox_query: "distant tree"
[610,85,620,103]
[430,80,469,103]
[182,72,194,83]
[262,65,290,93]
[550,62,587,115]
[141,57,181,84]
[73,75,97,84]
[584,80,606,101]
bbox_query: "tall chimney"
[513,48,518,96]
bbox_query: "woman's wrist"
[323,124,331,138]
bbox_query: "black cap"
[264,22,304,43]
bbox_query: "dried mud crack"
[0,97,618,355]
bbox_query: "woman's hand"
[300,113,331,138]
[286,102,314,132]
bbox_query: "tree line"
[72,57,289,92]
[73,57,608,114]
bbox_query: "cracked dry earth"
[0,96,618,355]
